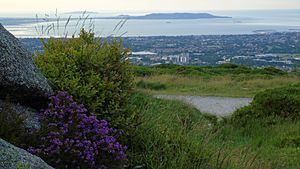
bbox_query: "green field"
[134,64,300,97]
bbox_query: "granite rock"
[0,138,53,169]
[0,100,41,131]
[0,24,53,109]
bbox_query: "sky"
[1,0,300,13]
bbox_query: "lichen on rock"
[0,139,53,169]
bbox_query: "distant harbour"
[288,29,300,32]
[253,29,277,34]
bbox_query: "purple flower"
[28,91,127,169]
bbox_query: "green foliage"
[277,135,300,148]
[136,80,167,90]
[260,67,287,75]
[0,99,26,146]
[35,29,136,132]
[231,85,300,126]
[16,161,30,169]
[252,85,300,119]
[132,66,156,76]
[216,63,244,69]
[133,64,289,77]
[154,64,182,69]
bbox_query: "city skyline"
[1,0,300,13]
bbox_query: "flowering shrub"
[28,91,127,169]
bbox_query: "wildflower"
[28,91,126,169]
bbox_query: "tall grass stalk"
[34,10,128,38]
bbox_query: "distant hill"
[99,13,231,20]
[0,13,230,26]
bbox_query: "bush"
[28,91,127,169]
[134,64,288,77]
[133,66,156,76]
[252,86,300,118]
[0,98,26,146]
[261,67,287,75]
[217,63,241,69]
[231,85,300,125]
[154,64,182,69]
[136,80,167,90]
[35,29,136,132]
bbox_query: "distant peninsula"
[98,13,231,20]
[0,12,230,26]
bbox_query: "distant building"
[130,51,158,65]
[131,51,157,56]
[163,53,190,64]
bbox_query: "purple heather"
[28,91,127,169]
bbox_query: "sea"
[1,10,300,38]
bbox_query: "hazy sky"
[1,0,300,13]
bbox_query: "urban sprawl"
[21,32,300,70]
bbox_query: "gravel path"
[155,95,253,117]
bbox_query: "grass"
[130,64,300,168]
[213,120,300,169]
[135,74,300,97]
[128,93,300,169]
[128,93,213,169]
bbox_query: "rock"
[0,100,40,131]
[0,138,54,169]
[0,24,53,109]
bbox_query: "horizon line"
[1,8,300,14]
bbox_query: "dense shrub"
[217,63,241,69]
[0,99,26,146]
[29,91,127,169]
[35,29,135,131]
[231,85,300,125]
[261,67,287,75]
[133,64,288,77]
[136,80,167,90]
[132,66,156,76]
[154,64,182,69]
[252,86,300,118]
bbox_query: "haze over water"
[1,10,300,37]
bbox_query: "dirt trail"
[156,95,253,117]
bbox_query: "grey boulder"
[0,100,41,131]
[0,24,53,109]
[0,138,54,169]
